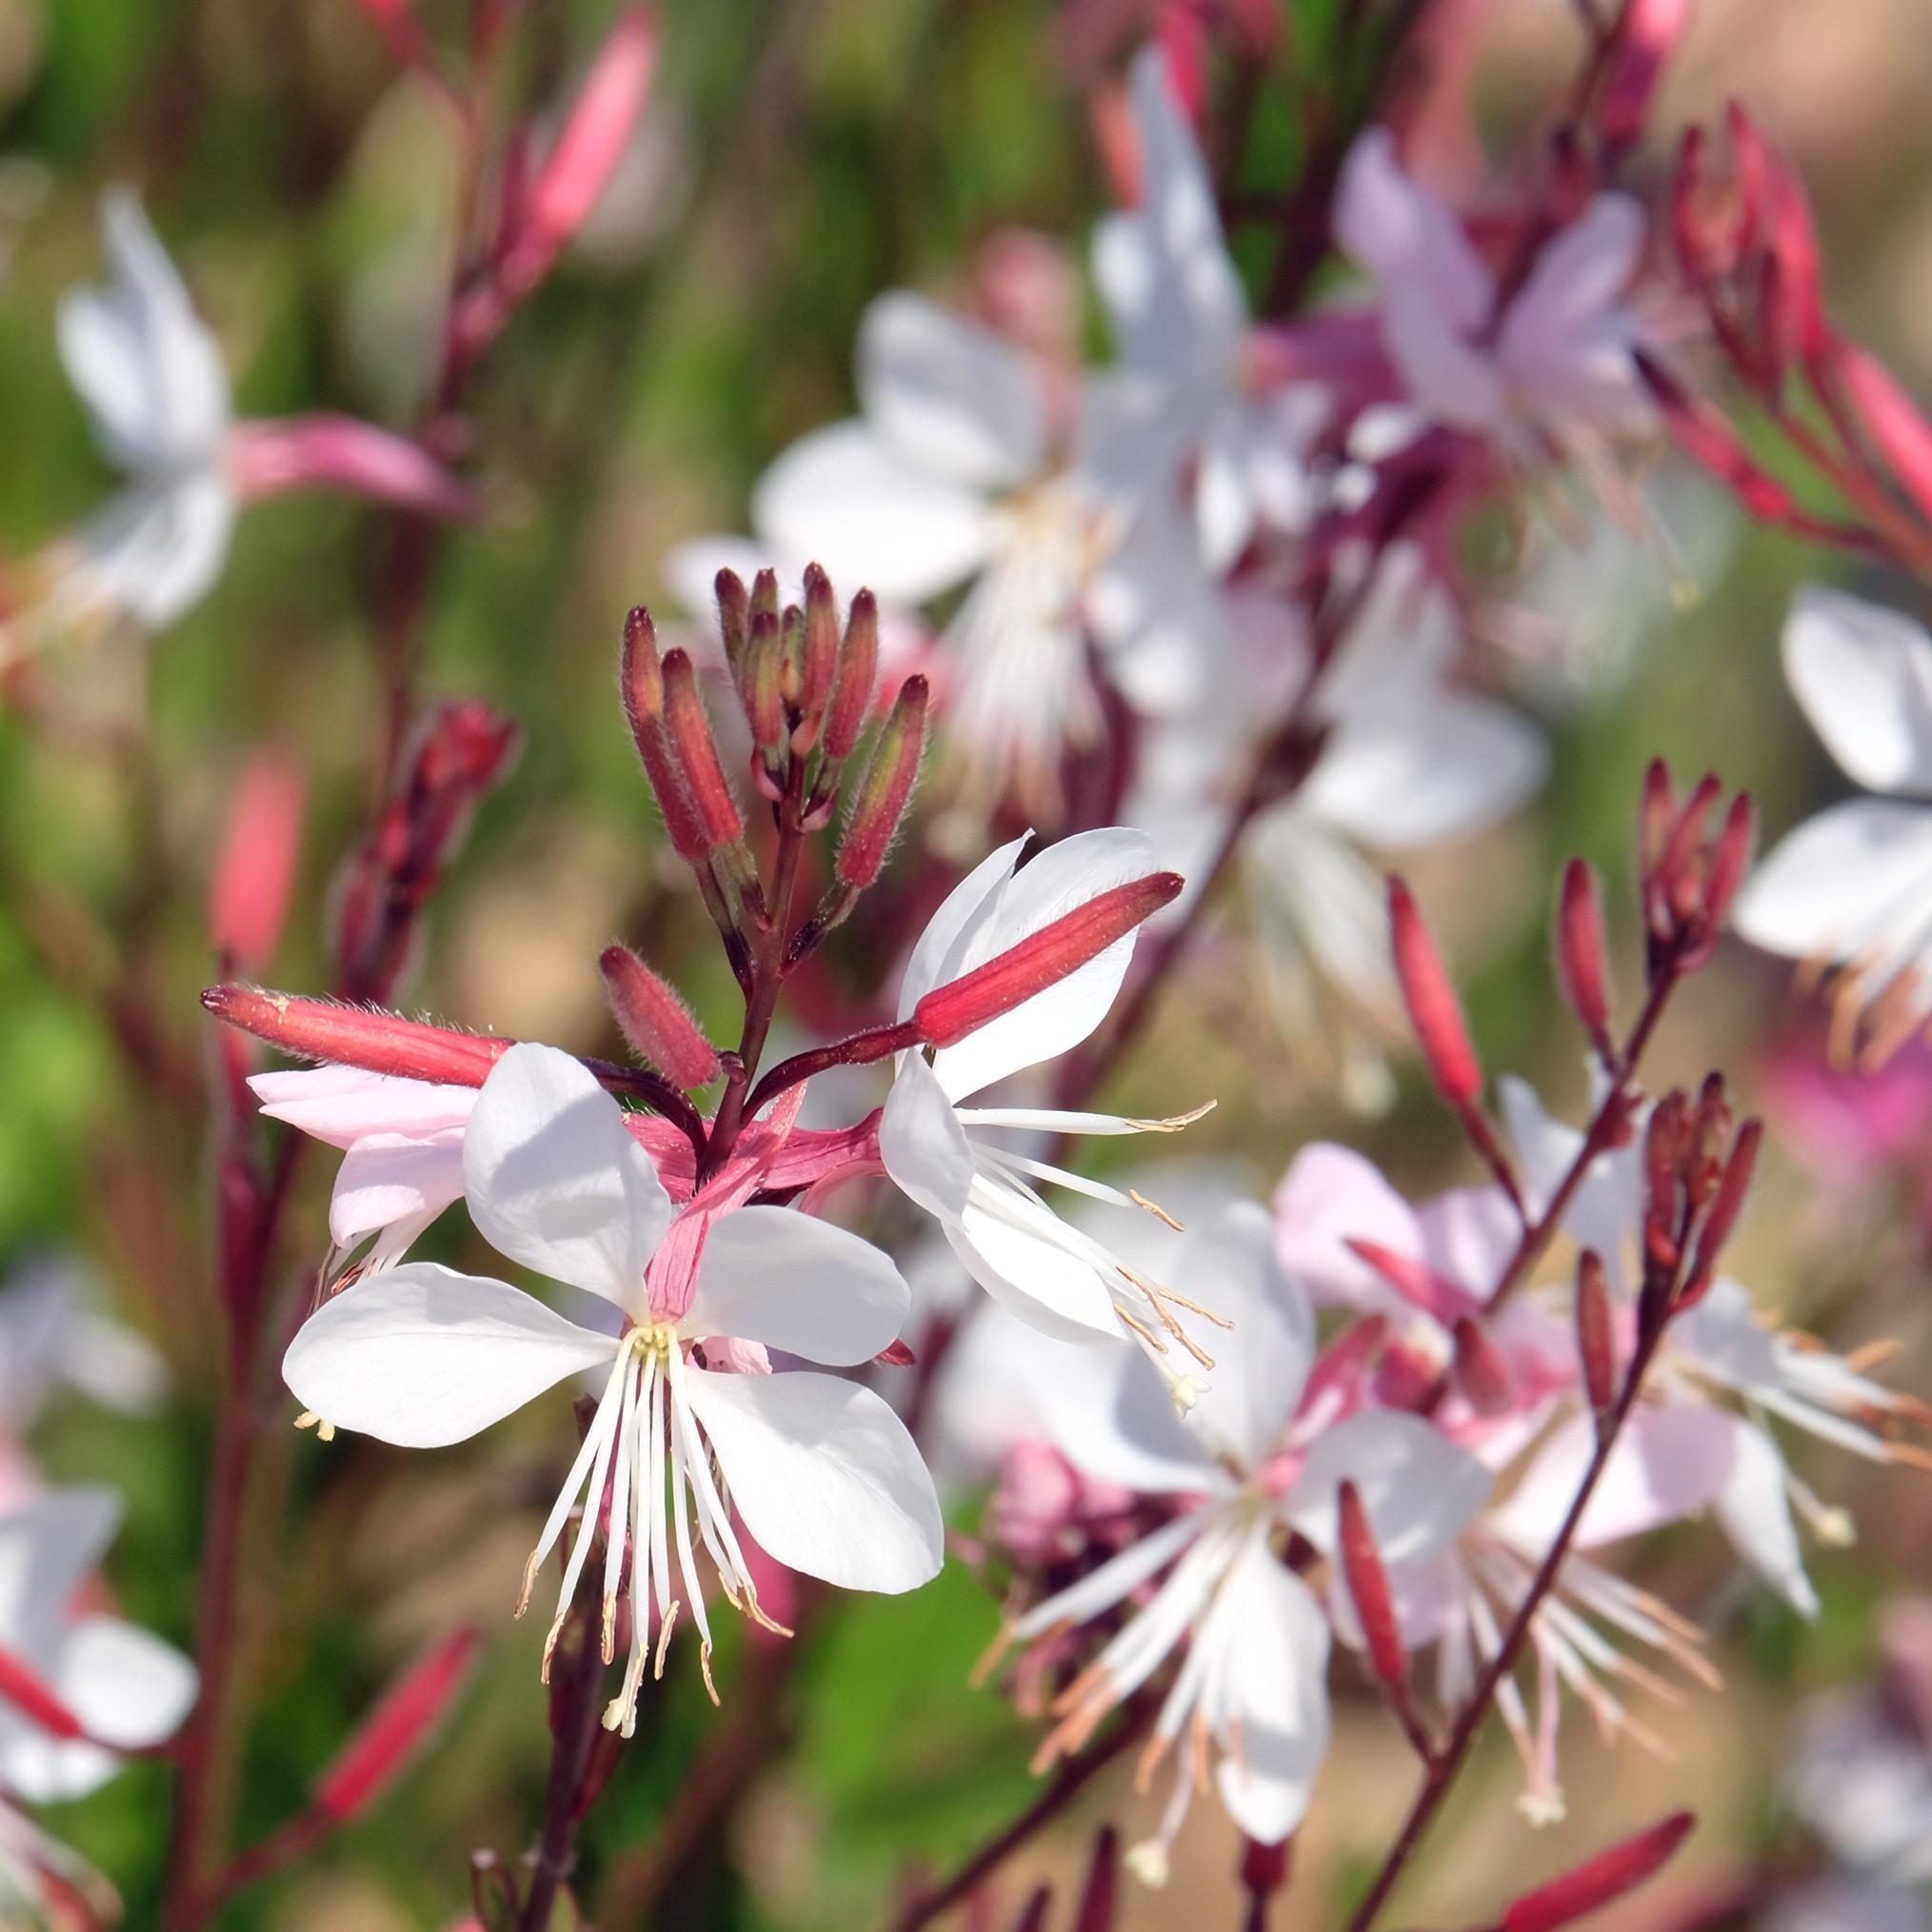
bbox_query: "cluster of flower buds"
[1634,1072,1762,1333]
[1637,760,1754,982]
[1652,105,1932,575]
[331,699,522,1005]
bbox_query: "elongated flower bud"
[622,610,710,861]
[914,872,1183,1047]
[1575,1249,1617,1420]
[599,946,721,1087]
[1684,1118,1761,1305]
[205,986,506,1086]
[1343,1239,1472,1327]
[749,568,779,630]
[825,589,880,760]
[714,568,749,673]
[1337,1482,1407,1692]
[743,610,786,752]
[1451,1317,1512,1417]
[835,676,927,889]
[1555,859,1611,1049]
[661,648,743,849]
[0,1645,85,1740]
[1703,792,1756,928]
[1639,758,1675,874]
[1501,1811,1695,1931]
[1388,877,1482,1108]
[317,1626,482,1822]
[800,563,839,719]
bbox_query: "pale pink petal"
[1783,587,1932,795]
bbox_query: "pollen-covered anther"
[293,1410,337,1444]
[1130,1189,1185,1231]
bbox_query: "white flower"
[16,189,235,648]
[1334,129,1650,453]
[745,292,1213,809]
[1003,1202,1489,1868]
[878,827,1214,1378]
[1094,47,1322,568]
[249,1066,478,1278]
[0,1487,197,1804]
[283,1044,943,1726]
[1734,588,1932,1066]
[1128,545,1546,1092]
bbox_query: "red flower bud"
[1338,1481,1408,1692]
[835,676,927,889]
[1451,1316,1513,1418]
[800,563,839,720]
[1343,1239,1476,1327]
[714,568,749,673]
[1555,858,1612,1051]
[210,751,307,973]
[1388,877,1482,1109]
[1575,1249,1618,1419]
[204,986,506,1086]
[0,1645,86,1741]
[599,946,721,1088]
[1501,1810,1695,1932]
[1684,1118,1761,1303]
[825,588,880,760]
[524,9,656,262]
[1639,759,1676,875]
[1835,340,1932,526]
[317,1626,482,1822]
[914,871,1182,1047]
[743,609,786,753]
[661,648,743,849]
[1703,791,1757,929]
[1597,0,1690,153]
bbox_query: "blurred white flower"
[1735,588,1932,1067]
[0,1253,168,1436]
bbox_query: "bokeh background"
[3,0,1932,1925]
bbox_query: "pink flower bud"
[1337,1481,1407,1693]
[800,563,839,721]
[203,986,505,1086]
[1835,340,1932,526]
[210,752,306,973]
[661,649,743,850]
[743,608,786,753]
[1451,1316,1513,1417]
[1684,1118,1761,1303]
[824,588,880,761]
[1388,876,1482,1109]
[229,415,483,524]
[528,9,656,254]
[1343,1239,1476,1327]
[1639,759,1676,875]
[913,871,1183,1047]
[622,610,710,863]
[317,1626,482,1822]
[1555,859,1612,1050]
[1597,0,1690,152]
[599,946,721,1088]
[714,568,749,672]
[0,1645,86,1741]
[1703,792,1756,929]
[835,676,928,889]
[1501,1810,1695,1931]
[1575,1249,1617,1418]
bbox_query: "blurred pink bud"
[0,1645,86,1741]
[1500,1810,1695,1931]
[1337,1481,1407,1693]
[210,751,306,973]
[1575,1251,1618,1420]
[1598,0,1691,151]
[599,946,721,1088]
[1834,340,1932,527]
[1451,1316,1513,1418]
[1555,859,1612,1053]
[1388,876,1482,1109]
[229,416,483,523]
[318,1626,481,1822]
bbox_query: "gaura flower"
[0,1487,197,1805]
[999,1202,1488,1877]
[0,1255,168,1437]
[249,1066,478,1279]
[1094,46,1322,569]
[1334,129,1651,456]
[879,827,1216,1381]
[283,1044,942,1726]
[1734,588,1932,1067]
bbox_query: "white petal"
[1287,1410,1489,1564]
[329,1131,466,1248]
[1713,1415,1820,1618]
[57,1618,195,1756]
[1731,800,1932,966]
[858,292,1046,490]
[281,1264,616,1448]
[1305,695,1548,849]
[897,834,1033,1016]
[56,189,229,475]
[462,1043,671,1306]
[1015,1329,1218,1494]
[879,1052,977,1223]
[929,827,1157,1101]
[683,1367,943,1591]
[1783,587,1932,794]
[684,1206,909,1365]
[0,1489,120,1658]
[47,473,236,635]
[752,421,995,605]
[1203,1534,1331,1843]
[1334,132,1492,329]
[951,1197,1126,1341]
[1490,1404,1736,1552]
[1271,1143,1426,1312]
[249,1067,475,1146]
[1174,1203,1313,1468]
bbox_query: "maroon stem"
[1341,1314,1672,1932]
[521,1606,611,1932]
